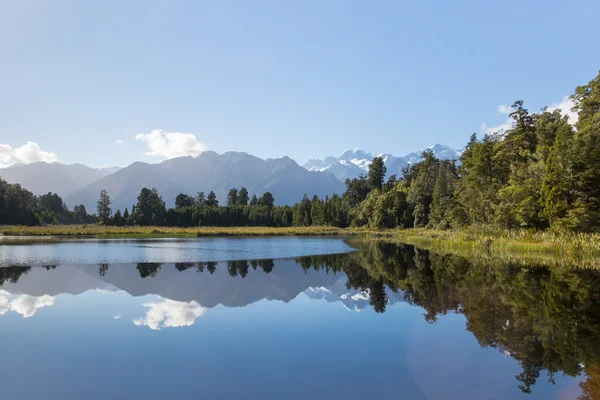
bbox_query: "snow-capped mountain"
[303,144,462,181]
[304,277,405,313]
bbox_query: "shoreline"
[2,225,599,268]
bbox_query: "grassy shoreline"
[390,226,600,268]
[0,225,363,238]
[2,224,599,267]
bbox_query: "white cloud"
[135,130,206,159]
[481,120,515,136]
[133,298,205,330]
[113,314,122,320]
[95,288,116,295]
[0,141,58,168]
[547,96,578,125]
[10,294,54,318]
[481,96,579,136]
[0,292,54,318]
[481,104,515,136]
[0,291,10,315]
[496,105,512,115]
[115,139,124,145]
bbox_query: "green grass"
[2,224,600,268]
[0,224,362,238]
[391,225,600,269]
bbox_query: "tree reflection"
[290,239,600,394]
[98,263,109,276]
[3,237,595,394]
[206,262,216,274]
[175,262,195,271]
[0,266,31,286]
[136,263,162,278]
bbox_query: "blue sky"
[1,0,599,168]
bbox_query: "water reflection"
[0,290,54,318]
[1,239,600,396]
[133,298,205,330]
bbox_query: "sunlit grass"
[2,224,600,268]
[391,225,600,269]
[0,224,360,237]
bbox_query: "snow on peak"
[302,144,461,182]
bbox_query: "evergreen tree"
[343,175,370,209]
[206,191,219,207]
[238,187,249,206]
[112,209,123,226]
[456,134,503,224]
[73,204,90,224]
[566,71,600,231]
[227,188,238,206]
[310,195,324,225]
[97,190,112,225]
[407,150,438,227]
[259,192,275,207]
[175,193,194,209]
[368,156,387,190]
[293,194,312,226]
[249,195,258,206]
[429,161,457,229]
[541,117,576,227]
[196,192,206,206]
[134,187,166,225]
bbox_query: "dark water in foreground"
[0,237,598,399]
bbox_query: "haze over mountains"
[0,162,119,198]
[66,151,344,211]
[0,144,460,212]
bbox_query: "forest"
[1,71,599,232]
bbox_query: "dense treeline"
[341,71,600,232]
[2,72,599,232]
[99,186,348,228]
[0,179,95,226]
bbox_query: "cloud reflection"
[0,290,54,318]
[133,298,205,330]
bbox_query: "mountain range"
[0,162,119,198]
[303,143,462,181]
[66,151,345,211]
[0,144,460,211]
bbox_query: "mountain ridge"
[0,145,461,211]
[65,151,344,211]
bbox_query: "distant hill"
[304,143,462,181]
[66,151,345,211]
[0,162,118,198]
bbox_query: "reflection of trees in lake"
[341,240,600,395]
[0,266,31,286]
[98,263,109,276]
[227,260,249,278]
[580,364,600,399]
[3,238,598,394]
[136,263,162,278]
[293,240,600,394]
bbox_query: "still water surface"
[0,237,597,399]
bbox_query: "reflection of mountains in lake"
[2,239,600,396]
[0,256,403,313]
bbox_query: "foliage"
[97,189,112,225]
[2,71,600,236]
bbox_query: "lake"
[0,237,597,399]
